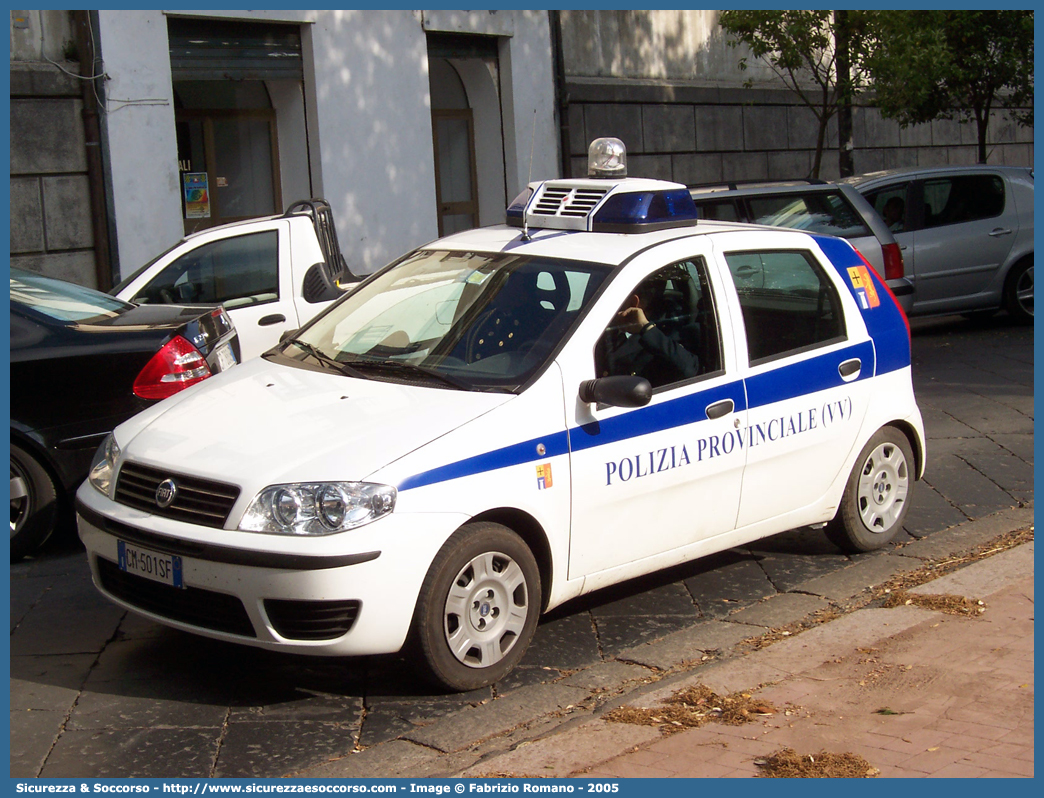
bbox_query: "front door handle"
[839,358,862,381]
[989,227,1013,237]
[258,314,286,327]
[706,399,734,420]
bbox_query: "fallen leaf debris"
[754,747,880,778]
[603,684,776,735]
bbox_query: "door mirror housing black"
[302,262,344,304]
[578,375,652,408]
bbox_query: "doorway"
[427,34,506,237]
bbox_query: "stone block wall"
[564,80,1034,183]
[10,62,98,287]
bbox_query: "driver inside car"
[596,265,702,389]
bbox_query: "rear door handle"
[839,358,862,381]
[706,399,734,420]
[989,228,1013,237]
[258,314,286,327]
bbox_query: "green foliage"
[719,11,873,177]
[864,11,1033,161]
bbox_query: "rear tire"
[1004,257,1033,324]
[827,427,914,553]
[412,522,541,692]
[10,444,58,562]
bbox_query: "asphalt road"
[9,313,1034,778]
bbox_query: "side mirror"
[302,262,344,304]
[578,375,652,408]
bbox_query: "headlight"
[239,482,396,536]
[88,434,121,497]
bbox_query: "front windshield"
[284,250,610,391]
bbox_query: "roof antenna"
[521,108,537,242]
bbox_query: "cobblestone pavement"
[9,315,1033,777]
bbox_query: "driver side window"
[134,230,279,307]
[594,259,722,391]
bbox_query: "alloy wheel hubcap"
[856,442,909,533]
[1016,265,1033,316]
[444,551,529,669]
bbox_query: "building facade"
[11,9,558,287]
[10,10,1034,289]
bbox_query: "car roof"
[841,164,1032,186]
[689,181,853,199]
[420,220,809,268]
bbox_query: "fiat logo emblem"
[155,479,178,509]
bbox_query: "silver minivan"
[843,166,1034,321]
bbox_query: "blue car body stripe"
[813,234,911,375]
[399,339,874,491]
[745,340,875,407]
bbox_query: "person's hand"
[616,304,649,334]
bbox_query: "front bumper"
[75,485,468,657]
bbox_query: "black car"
[10,268,240,560]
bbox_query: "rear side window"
[922,175,1005,229]
[724,250,846,365]
[695,199,741,222]
[132,231,279,307]
[747,192,870,239]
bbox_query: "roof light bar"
[588,137,627,178]
[505,138,699,233]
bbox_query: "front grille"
[115,462,240,528]
[264,599,361,641]
[533,186,609,218]
[97,557,255,638]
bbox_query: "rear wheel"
[10,444,58,562]
[1004,257,1033,324]
[413,522,541,691]
[827,427,914,553]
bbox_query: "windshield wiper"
[287,340,366,379]
[348,359,471,391]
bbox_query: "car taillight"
[133,335,212,400]
[882,242,905,281]
[857,250,910,341]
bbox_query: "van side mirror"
[578,376,652,408]
[302,262,344,304]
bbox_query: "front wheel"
[827,427,914,553]
[412,522,541,692]
[10,443,58,562]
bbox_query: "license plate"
[215,343,237,372]
[117,540,184,589]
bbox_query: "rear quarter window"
[747,192,870,239]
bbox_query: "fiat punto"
[77,140,925,691]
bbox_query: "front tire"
[10,443,58,562]
[413,522,541,692]
[827,427,914,553]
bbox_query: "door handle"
[989,228,1013,237]
[706,399,734,420]
[258,314,286,327]
[839,358,861,381]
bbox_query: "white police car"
[77,139,925,691]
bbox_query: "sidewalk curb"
[292,509,1033,779]
[452,541,1034,779]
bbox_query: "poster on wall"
[183,172,211,219]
